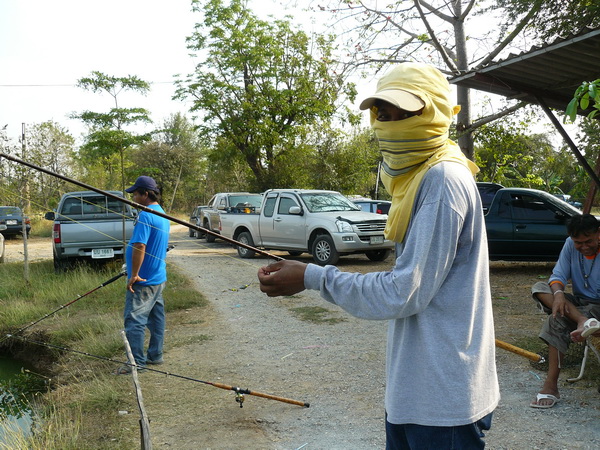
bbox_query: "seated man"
[530,213,600,408]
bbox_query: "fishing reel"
[235,391,245,408]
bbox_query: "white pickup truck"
[197,192,263,242]
[45,191,136,271]
[220,189,394,265]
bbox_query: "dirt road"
[6,229,600,448]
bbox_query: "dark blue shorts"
[385,412,493,449]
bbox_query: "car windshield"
[300,192,361,212]
[0,207,21,216]
[229,195,262,209]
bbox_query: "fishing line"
[0,152,285,263]
[0,270,127,345]
[7,334,310,408]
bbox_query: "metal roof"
[450,28,600,115]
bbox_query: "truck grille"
[355,222,386,233]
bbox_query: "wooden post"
[121,330,152,450]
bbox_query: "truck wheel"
[312,235,339,266]
[288,251,303,257]
[53,253,67,273]
[188,226,195,238]
[204,221,216,243]
[365,249,391,262]
[236,232,256,258]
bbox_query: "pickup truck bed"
[46,191,135,271]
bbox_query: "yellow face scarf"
[369,63,479,243]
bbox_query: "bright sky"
[0,0,342,144]
[0,0,575,148]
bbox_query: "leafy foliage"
[175,0,357,191]
[72,71,152,189]
[474,112,577,194]
[566,79,600,123]
[495,0,599,41]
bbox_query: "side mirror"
[289,206,302,215]
[44,211,56,220]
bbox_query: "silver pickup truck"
[220,189,394,265]
[45,191,135,271]
[197,192,263,242]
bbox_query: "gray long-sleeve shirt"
[304,162,500,426]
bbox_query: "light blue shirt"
[550,237,600,301]
[126,204,170,286]
[304,162,499,426]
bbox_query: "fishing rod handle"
[211,382,310,408]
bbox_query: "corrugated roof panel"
[450,27,600,114]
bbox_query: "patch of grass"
[290,306,346,324]
[29,215,53,238]
[0,258,209,448]
[166,266,209,311]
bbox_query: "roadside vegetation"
[0,259,208,448]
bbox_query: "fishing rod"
[0,270,127,345]
[495,339,545,363]
[0,153,284,262]
[8,334,310,408]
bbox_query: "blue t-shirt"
[126,204,170,286]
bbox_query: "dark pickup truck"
[481,186,583,261]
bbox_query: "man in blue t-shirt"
[530,214,600,408]
[115,175,170,374]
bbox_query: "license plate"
[6,219,17,225]
[370,236,384,244]
[91,248,114,259]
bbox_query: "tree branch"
[476,2,541,69]
[414,0,459,73]
[460,102,528,134]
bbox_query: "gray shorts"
[531,281,600,354]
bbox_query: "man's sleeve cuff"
[304,263,325,290]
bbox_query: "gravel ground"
[5,228,600,449]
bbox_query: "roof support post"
[536,95,600,212]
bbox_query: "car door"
[507,193,568,259]
[259,193,305,249]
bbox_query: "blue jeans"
[124,282,166,366]
[386,412,493,449]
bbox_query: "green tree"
[496,0,599,41]
[72,71,152,190]
[25,121,76,209]
[175,0,357,192]
[131,113,206,211]
[474,113,557,188]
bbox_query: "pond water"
[0,355,35,444]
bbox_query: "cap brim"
[125,185,138,193]
[359,89,425,112]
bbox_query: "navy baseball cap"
[125,176,159,193]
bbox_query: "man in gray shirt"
[258,62,499,449]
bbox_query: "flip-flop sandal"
[530,393,560,409]
[581,318,600,338]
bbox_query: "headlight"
[336,220,354,233]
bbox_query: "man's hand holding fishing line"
[258,260,307,297]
